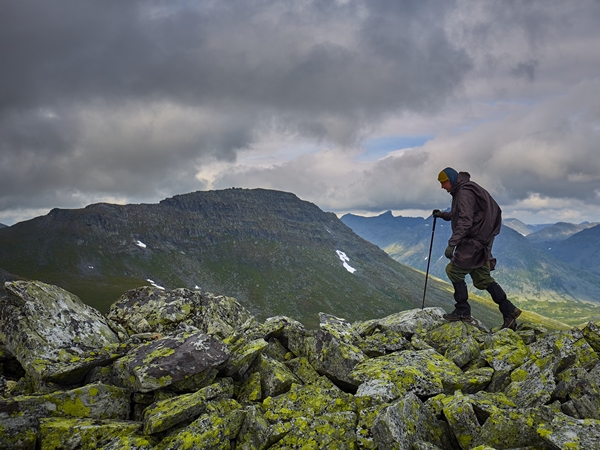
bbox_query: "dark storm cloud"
[0,0,473,216]
[3,0,599,225]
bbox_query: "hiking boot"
[501,308,522,331]
[443,311,474,323]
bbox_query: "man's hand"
[444,245,455,259]
[432,209,443,218]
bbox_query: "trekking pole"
[421,216,437,310]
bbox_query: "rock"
[350,349,462,397]
[0,281,122,385]
[38,418,152,450]
[441,392,481,450]
[472,405,556,448]
[153,398,245,450]
[142,378,234,434]
[113,331,229,392]
[0,382,130,449]
[107,287,258,340]
[308,327,366,390]
[269,411,358,449]
[583,320,600,353]
[504,356,556,408]
[372,392,453,450]
[537,411,600,449]
[480,328,531,371]
[254,354,300,398]
[7,281,600,449]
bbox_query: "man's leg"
[472,263,521,330]
[444,263,472,321]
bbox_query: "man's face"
[440,180,452,192]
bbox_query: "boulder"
[142,378,234,434]
[0,281,122,385]
[350,349,463,397]
[38,418,154,450]
[113,331,229,392]
[372,392,453,450]
[0,382,129,449]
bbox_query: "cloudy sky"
[1,0,600,226]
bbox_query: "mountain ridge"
[0,188,487,328]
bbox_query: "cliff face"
[1,281,600,449]
[0,188,486,328]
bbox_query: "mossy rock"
[38,418,144,450]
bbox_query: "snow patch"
[336,250,357,274]
[135,240,147,248]
[146,279,165,290]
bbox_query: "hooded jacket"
[438,172,502,270]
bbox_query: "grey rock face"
[3,281,600,449]
[0,281,122,385]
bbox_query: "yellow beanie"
[438,170,449,183]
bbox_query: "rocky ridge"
[2,280,600,449]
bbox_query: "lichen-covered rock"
[444,367,494,394]
[0,281,122,384]
[107,286,258,340]
[504,356,556,408]
[372,392,453,450]
[471,405,556,448]
[238,371,262,404]
[583,320,600,353]
[236,405,271,450]
[367,307,447,337]
[480,328,531,371]
[355,329,410,357]
[530,328,599,374]
[441,392,481,450]
[269,411,358,449]
[284,356,321,385]
[143,377,234,434]
[350,349,462,397]
[255,354,300,398]
[38,418,148,450]
[153,398,245,450]
[262,378,356,425]
[223,337,268,378]
[9,281,600,449]
[113,331,229,392]
[445,335,481,368]
[0,383,130,449]
[537,411,600,448]
[308,328,366,389]
[106,287,200,335]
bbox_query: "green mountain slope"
[1,189,507,328]
[545,224,600,278]
[342,212,600,326]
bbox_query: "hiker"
[432,167,521,330]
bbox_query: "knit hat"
[438,167,458,187]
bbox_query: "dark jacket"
[439,172,502,270]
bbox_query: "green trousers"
[445,261,495,290]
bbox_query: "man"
[433,167,522,330]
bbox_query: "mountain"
[0,188,499,329]
[526,221,600,245]
[0,223,7,228]
[544,224,600,278]
[341,212,600,326]
[503,218,533,236]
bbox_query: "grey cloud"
[2,0,600,223]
